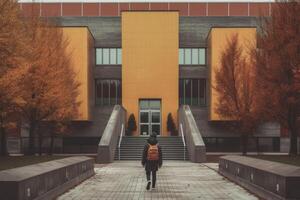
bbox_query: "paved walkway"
[58,161,258,200]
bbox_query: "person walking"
[141,132,163,190]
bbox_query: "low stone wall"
[219,155,300,200]
[0,156,94,200]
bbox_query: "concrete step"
[115,136,189,161]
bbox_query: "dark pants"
[146,170,157,187]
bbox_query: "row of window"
[179,79,206,106]
[95,79,122,106]
[95,48,206,66]
[96,48,122,65]
[95,79,206,107]
[179,48,206,65]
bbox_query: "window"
[184,49,192,65]
[110,49,117,64]
[192,49,199,65]
[199,48,205,65]
[179,48,206,65]
[117,49,122,65]
[96,48,122,65]
[179,79,206,106]
[96,49,102,64]
[179,49,184,65]
[95,79,122,106]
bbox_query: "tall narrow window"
[96,80,102,105]
[110,80,117,104]
[184,49,191,65]
[117,80,122,104]
[179,49,184,65]
[192,49,199,65]
[179,79,184,105]
[199,48,206,65]
[102,80,110,105]
[199,79,206,105]
[184,79,192,105]
[110,48,117,64]
[192,79,199,105]
[96,49,102,65]
[117,48,122,64]
[102,48,110,64]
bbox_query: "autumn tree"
[7,17,79,155]
[0,0,25,156]
[214,34,257,155]
[255,1,300,155]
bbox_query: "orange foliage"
[255,1,300,154]
[214,34,257,134]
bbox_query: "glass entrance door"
[139,100,161,136]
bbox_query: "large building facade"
[17,1,283,152]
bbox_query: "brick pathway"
[58,161,258,200]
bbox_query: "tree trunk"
[38,131,42,156]
[28,124,36,155]
[49,133,54,155]
[0,126,8,156]
[288,107,298,156]
[241,134,248,156]
[289,126,298,156]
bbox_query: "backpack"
[147,144,159,161]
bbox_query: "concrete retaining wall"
[219,155,300,200]
[97,105,126,163]
[179,105,206,162]
[0,156,94,200]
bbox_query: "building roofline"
[205,26,257,41]
[58,25,95,41]
[18,0,275,3]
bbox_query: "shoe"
[146,181,151,190]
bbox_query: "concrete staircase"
[115,136,189,160]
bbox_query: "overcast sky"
[18,0,275,3]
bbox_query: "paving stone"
[58,161,258,200]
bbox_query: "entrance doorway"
[139,100,161,136]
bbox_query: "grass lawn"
[0,156,69,171]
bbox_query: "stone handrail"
[178,105,206,162]
[96,105,126,163]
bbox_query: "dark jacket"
[141,136,163,171]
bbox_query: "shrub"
[127,114,137,136]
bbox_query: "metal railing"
[180,123,186,161]
[118,124,124,160]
